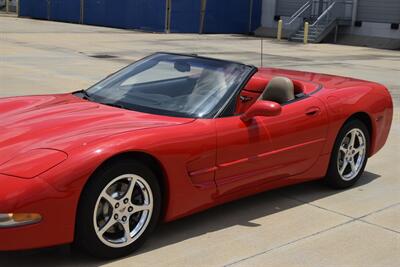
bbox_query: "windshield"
[83,53,254,118]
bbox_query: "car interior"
[91,60,309,118]
[98,61,247,117]
[235,75,307,115]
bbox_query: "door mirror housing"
[240,100,282,122]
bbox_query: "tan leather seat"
[260,76,295,104]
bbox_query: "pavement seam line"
[282,195,400,235]
[356,201,400,220]
[281,193,355,219]
[225,198,400,267]
[224,219,355,267]
[358,219,400,235]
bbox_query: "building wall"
[338,22,400,50]
[342,22,400,39]
[343,0,400,48]
[258,0,400,49]
[357,0,400,24]
[18,0,262,34]
[261,0,277,29]
[276,0,307,16]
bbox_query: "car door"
[215,96,328,195]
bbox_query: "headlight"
[0,148,68,178]
[0,213,42,228]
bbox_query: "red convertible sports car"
[0,53,393,258]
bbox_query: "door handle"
[305,107,321,116]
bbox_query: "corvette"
[0,52,393,258]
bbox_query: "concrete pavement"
[0,16,399,267]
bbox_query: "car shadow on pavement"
[0,171,380,267]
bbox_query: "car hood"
[0,94,194,165]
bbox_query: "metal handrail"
[1,0,18,13]
[286,1,312,25]
[288,0,353,42]
[311,1,336,27]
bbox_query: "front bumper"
[0,173,75,251]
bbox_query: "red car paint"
[0,68,393,251]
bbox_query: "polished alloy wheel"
[337,128,366,181]
[93,174,153,248]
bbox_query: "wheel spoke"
[355,144,365,155]
[98,217,117,235]
[122,222,132,242]
[349,131,356,147]
[102,192,118,207]
[133,203,152,213]
[124,177,138,200]
[349,158,357,173]
[339,145,347,153]
[339,160,348,175]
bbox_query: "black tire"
[74,159,162,259]
[325,119,370,189]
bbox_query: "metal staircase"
[286,0,353,43]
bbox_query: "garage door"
[276,0,308,17]
[83,0,132,29]
[125,0,166,32]
[19,0,49,20]
[169,0,201,33]
[83,0,166,32]
[50,0,81,23]
[204,0,253,33]
[357,0,400,23]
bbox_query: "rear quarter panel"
[316,81,393,157]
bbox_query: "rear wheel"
[325,119,370,189]
[75,159,161,259]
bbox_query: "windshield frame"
[83,52,257,119]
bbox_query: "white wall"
[261,0,277,28]
[260,0,399,40]
[341,22,400,39]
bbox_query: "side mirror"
[240,100,282,122]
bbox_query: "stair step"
[298,31,319,34]
[289,17,337,43]
[291,36,317,41]
[297,29,318,32]
[291,22,331,42]
[294,34,318,38]
[291,36,317,40]
[294,32,318,35]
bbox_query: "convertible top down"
[0,53,393,258]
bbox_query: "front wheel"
[325,119,370,189]
[75,159,161,259]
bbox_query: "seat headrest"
[260,76,295,104]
